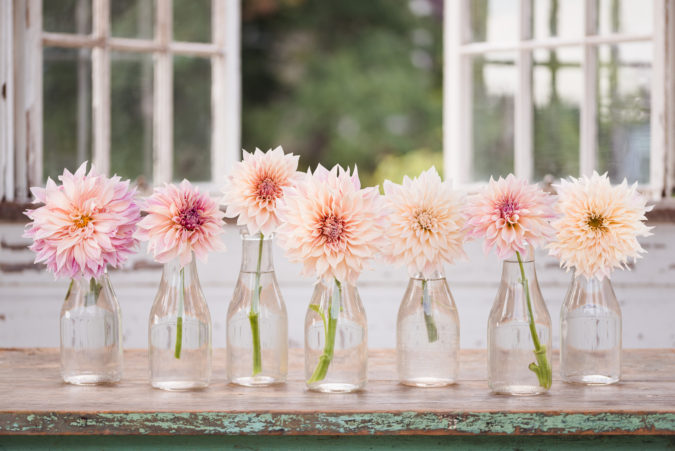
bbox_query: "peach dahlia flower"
[221,146,301,235]
[548,172,652,280]
[23,162,141,280]
[464,174,556,259]
[276,164,386,284]
[135,180,226,266]
[382,167,466,278]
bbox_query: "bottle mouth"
[504,253,534,263]
[239,227,274,241]
[411,271,445,280]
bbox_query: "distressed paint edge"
[1,411,674,436]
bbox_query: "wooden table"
[1,348,674,450]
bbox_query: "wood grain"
[0,348,674,436]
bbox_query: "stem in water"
[421,279,438,343]
[174,267,185,359]
[308,279,341,383]
[249,233,264,375]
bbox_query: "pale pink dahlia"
[548,172,652,280]
[383,167,467,278]
[221,146,301,235]
[23,162,141,280]
[135,180,226,266]
[276,164,387,284]
[464,174,555,259]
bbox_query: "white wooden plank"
[514,0,533,181]
[25,0,42,189]
[580,0,598,177]
[12,0,27,200]
[91,0,110,175]
[667,0,675,196]
[210,0,241,186]
[153,0,172,184]
[0,0,13,201]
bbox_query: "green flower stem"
[174,267,185,359]
[308,279,341,384]
[421,279,438,343]
[249,233,264,376]
[515,251,552,389]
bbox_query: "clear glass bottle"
[148,256,212,390]
[560,274,621,385]
[227,231,288,386]
[305,278,367,393]
[488,248,552,395]
[60,271,123,385]
[396,271,460,387]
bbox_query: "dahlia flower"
[276,164,387,285]
[548,172,652,280]
[464,174,556,259]
[221,146,301,235]
[135,180,226,267]
[24,162,141,280]
[383,167,466,278]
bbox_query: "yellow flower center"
[414,209,435,231]
[586,213,608,232]
[74,214,93,229]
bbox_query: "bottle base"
[62,373,121,385]
[306,382,365,393]
[563,374,619,385]
[151,380,209,391]
[399,377,456,388]
[490,384,548,396]
[230,375,285,387]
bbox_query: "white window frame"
[443,0,675,199]
[1,0,240,203]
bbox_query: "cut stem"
[308,279,341,384]
[249,233,264,376]
[421,279,438,343]
[174,267,185,359]
[515,251,551,389]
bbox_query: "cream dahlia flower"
[382,167,466,278]
[221,146,301,235]
[464,174,556,259]
[548,172,652,280]
[276,164,387,284]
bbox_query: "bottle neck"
[500,258,538,285]
[240,233,274,273]
[161,256,200,287]
[66,272,111,307]
[411,270,445,281]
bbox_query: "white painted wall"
[1,222,674,349]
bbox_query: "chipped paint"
[1,411,674,436]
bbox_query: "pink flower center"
[73,214,93,229]
[320,214,345,244]
[256,177,281,202]
[498,198,519,225]
[414,209,435,231]
[177,206,203,231]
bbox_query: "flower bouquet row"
[24,148,651,395]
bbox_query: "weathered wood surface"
[0,348,674,436]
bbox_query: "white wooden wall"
[1,222,674,349]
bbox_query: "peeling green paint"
[1,411,674,436]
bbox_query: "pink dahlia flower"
[464,174,555,259]
[221,146,301,235]
[383,167,467,278]
[276,164,387,284]
[23,162,141,280]
[136,180,226,266]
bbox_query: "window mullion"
[153,0,172,184]
[1,0,13,201]
[444,0,471,184]
[651,0,668,198]
[211,0,240,185]
[580,0,598,177]
[515,0,533,180]
[91,0,110,175]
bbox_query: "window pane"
[43,47,92,181]
[471,52,516,181]
[241,0,443,186]
[533,47,581,180]
[173,0,211,42]
[598,0,652,35]
[533,0,584,40]
[469,0,518,43]
[111,0,154,39]
[43,0,91,35]
[596,42,651,184]
[111,52,154,186]
[173,56,211,182]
